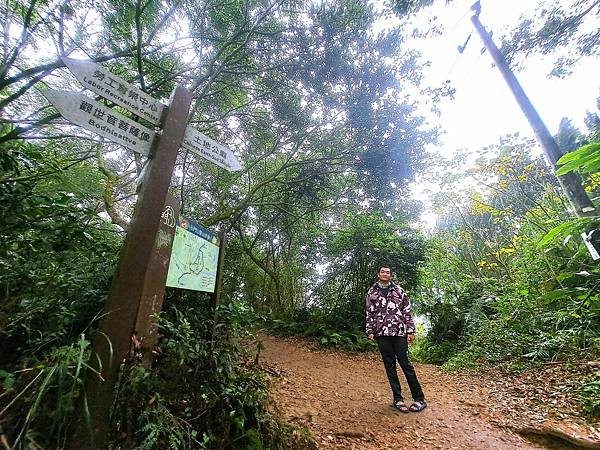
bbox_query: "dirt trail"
[259,334,545,449]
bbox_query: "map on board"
[166,218,220,292]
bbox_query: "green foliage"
[501,0,600,77]
[393,0,436,16]
[0,335,92,449]
[577,371,600,420]
[408,336,459,365]
[111,295,315,449]
[0,143,120,364]
[270,318,377,352]
[535,217,592,249]
[0,369,16,390]
[418,135,600,376]
[556,142,600,176]
[0,136,123,448]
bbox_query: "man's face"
[378,267,392,282]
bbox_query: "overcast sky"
[418,0,599,155]
[405,0,599,226]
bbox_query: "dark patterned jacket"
[365,282,415,337]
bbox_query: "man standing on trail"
[366,266,427,413]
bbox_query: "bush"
[408,336,460,365]
[269,318,377,352]
[577,372,600,421]
[0,335,92,449]
[110,294,316,450]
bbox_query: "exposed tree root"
[518,424,600,449]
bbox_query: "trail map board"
[166,218,220,292]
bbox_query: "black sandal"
[392,401,410,413]
[409,400,427,412]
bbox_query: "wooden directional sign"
[42,89,155,156]
[62,57,165,125]
[181,126,242,171]
[69,86,192,450]
[51,57,240,449]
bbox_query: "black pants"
[376,335,424,403]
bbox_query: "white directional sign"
[53,58,242,170]
[42,89,155,156]
[181,127,242,171]
[62,57,165,125]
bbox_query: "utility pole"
[470,1,596,217]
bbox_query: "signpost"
[69,85,192,449]
[135,194,181,366]
[63,54,242,170]
[42,89,154,156]
[182,126,243,171]
[62,57,165,125]
[42,57,243,449]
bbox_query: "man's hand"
[407,334,415,344]
[368,334,375,341]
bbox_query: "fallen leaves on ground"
[258,334,600,448]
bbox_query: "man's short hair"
[378,265,392,273]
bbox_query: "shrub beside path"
[257,334,600,449]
